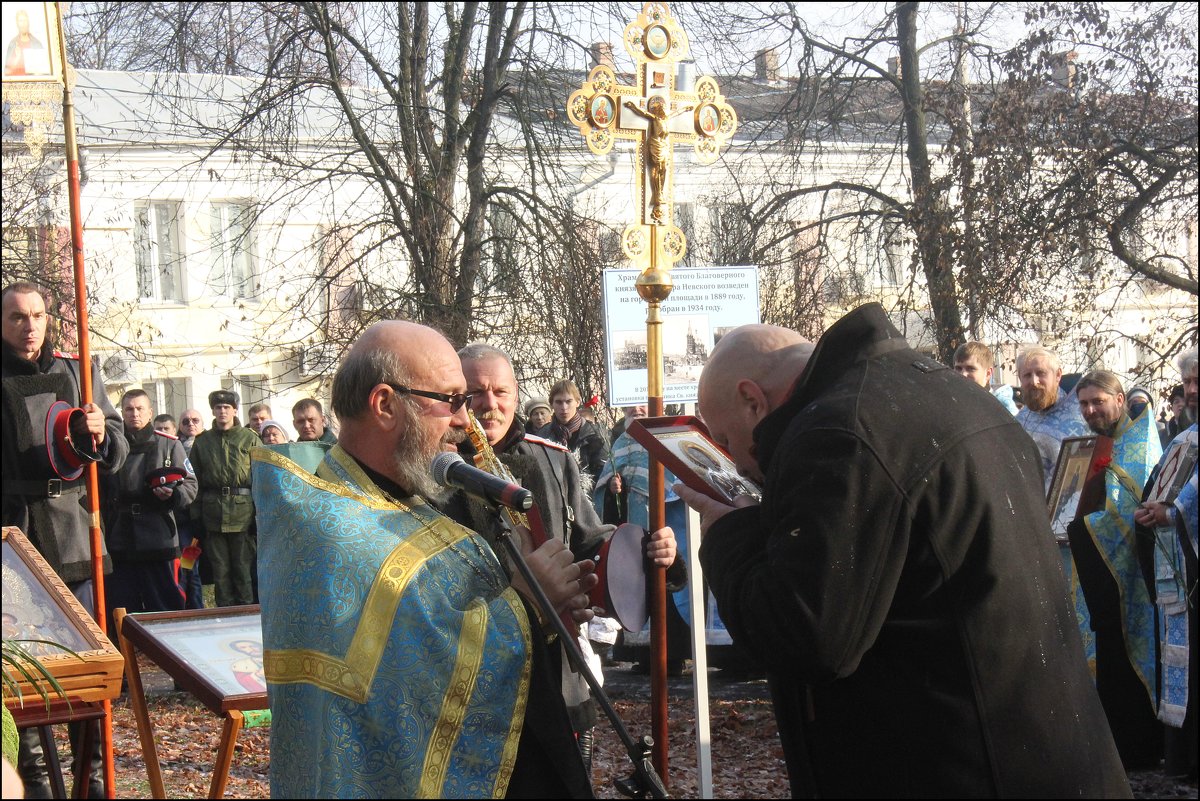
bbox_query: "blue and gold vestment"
[1080,410,1162,703]
[253,445,531,798]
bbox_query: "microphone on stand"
[430,451,533,512]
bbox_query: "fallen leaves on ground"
[46,657,1197,799]
[592,696,789,799]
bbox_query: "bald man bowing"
[675,305,1130,798]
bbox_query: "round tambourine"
[589,523,648,632]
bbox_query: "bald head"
[331,321,468,496]
[699,325,812,482]
[701,325,813,410]
[333,321,457,422]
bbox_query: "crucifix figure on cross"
[623,95,693,224]
[566,2,737,270]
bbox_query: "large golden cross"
[567,2,737,271]
[566,4,737,789]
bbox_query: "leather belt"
[3,478,86,499]
[214,487,252,496]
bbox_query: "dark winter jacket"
[455,418,684,736]
[499,423,612,559]
[103,425,198,562]
[700,303,1131,798]
[2,340,128,583]
[538,417,608,489]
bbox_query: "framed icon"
[117,605,267,799]
[1146,429,1197,504]
[695,103,720,136]
[1046,436,1109,541]
[1,2,64,82]
[643,24,671,60]
[2,527,124,705]
[626,416,762,504]
[589,93,615,128]
[117,605,266,714]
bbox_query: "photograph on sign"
[663,316,708,386]
[613,329,647,370]
[601,266,759,406]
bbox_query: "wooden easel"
[9,699,106,799]
[115,607,266,799]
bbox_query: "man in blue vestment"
[254,321,598,798]
[1136,348,1198,780]
[1016,346,1089,491]
[1067,369,1162,768]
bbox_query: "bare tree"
[680,1,1196,369]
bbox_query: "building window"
[706,202,754,266]
[222,374,268,419]
[134,202,184,303]
[485,206,523,294]
[144,377,191,419]
[209,203,257,298]
[879,217,907,286]
[2,226,40,276]
[674,202,695,267]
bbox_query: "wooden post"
[52,4,116,795]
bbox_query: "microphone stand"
[493,515,668,800]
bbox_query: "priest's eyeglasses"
[384,383,473,413]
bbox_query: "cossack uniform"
[103,425,198,622]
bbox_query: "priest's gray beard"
[393,402,466,503]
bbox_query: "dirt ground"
[44,655,1199,798]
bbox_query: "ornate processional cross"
[565,4,738,788]
[567,2,738,271]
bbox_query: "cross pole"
[567,2,737,785]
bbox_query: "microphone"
[431,452,533,512]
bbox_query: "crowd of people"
[3,277,1196,798]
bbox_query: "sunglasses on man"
[384,383,473,413]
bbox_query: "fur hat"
[208,389,239,409]
[524,398,551,417]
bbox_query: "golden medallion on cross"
[567,2,738,270]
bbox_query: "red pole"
[54,4,115,796]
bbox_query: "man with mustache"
[254,321,599,798]
[1068,370,1163,768]
[456,343,681,779]
[1016,346,1089,491]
